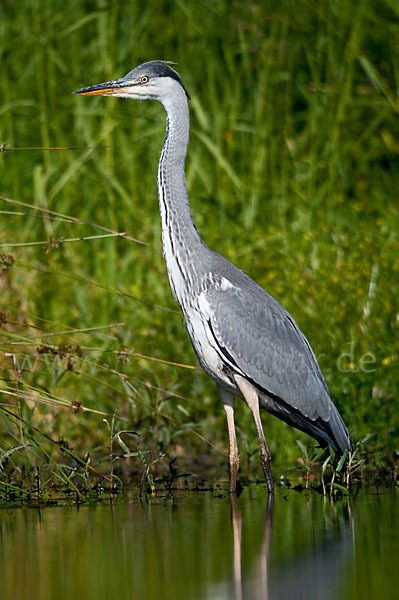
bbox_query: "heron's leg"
[218,386,240,494]
[234,375,274,493]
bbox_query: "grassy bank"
[0,0,398,497]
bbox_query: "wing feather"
[201,272,331,422]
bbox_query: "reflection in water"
[230,493,243,600]
[230,493,274,600]
[226,491,353,600]
[268,523,352,600]
[253,493,274,600]
[0,488,397,600]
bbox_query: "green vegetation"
[0,0,398,500]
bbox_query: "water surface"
[0,486,397,599]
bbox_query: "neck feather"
[157,89,204,303]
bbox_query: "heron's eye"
[141,75,149,84]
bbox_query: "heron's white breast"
[183,303,232,388]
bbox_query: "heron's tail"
[324,402,352,455]
[294,401,352,456]
[262,393,352,456]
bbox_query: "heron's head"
[72,61,189,103]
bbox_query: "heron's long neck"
[158,92,205,304]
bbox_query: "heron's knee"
[260,445,271,464]
[229,450,240,468]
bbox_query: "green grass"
[0,0,398,498]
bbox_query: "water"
[0,486,397,600]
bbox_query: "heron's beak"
[72,78,136,96]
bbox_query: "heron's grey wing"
[199,272,331,422]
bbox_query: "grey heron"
[73,61,352,493]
